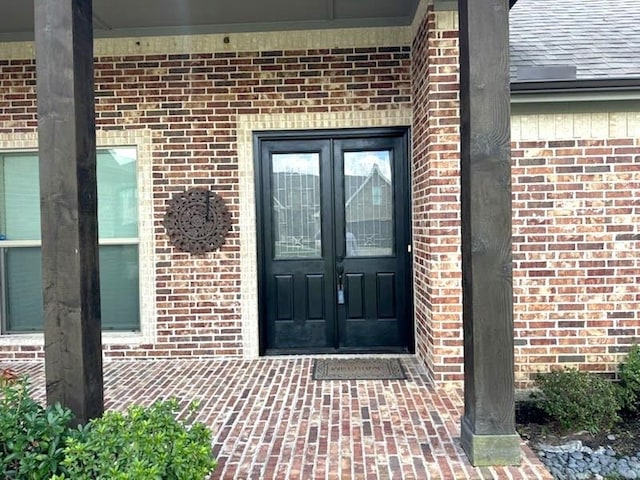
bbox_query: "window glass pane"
[1,154,40,240]
[4,245,140,331]
[0,149,140,333]
[5,247,43,331]
[0,149,138,241]
[271,153,321,259]
[344,151,393,257]
[97,148,138,238]
[100,244,139,330]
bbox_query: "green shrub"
[618,344,640,412]
[0,377,74,479]
[1,375,216,479]
[54,399,216,480]
[534,368,621,434]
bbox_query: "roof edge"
[511,78,640,94]
[511,79,640,104]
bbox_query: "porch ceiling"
[0,0,419,42]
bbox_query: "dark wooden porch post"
[35,0,103,423]
[458,0,520,465]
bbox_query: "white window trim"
[0,130,156,346]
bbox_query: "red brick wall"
[513,138,640,385]
[0,46,411,360]
[0,58,36,132]
[411,7,434,378]
[411,7,464,383]
[410,8,640,387]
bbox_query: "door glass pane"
[271,153,321,259]
[344,151,393,257]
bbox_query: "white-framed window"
[0,147,140,333]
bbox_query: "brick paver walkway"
[5,357,551,479]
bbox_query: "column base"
[460,417,521,466]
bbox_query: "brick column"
[412,1,464,384]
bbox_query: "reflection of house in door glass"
[270,150,393,259]
[271,153,321,259]
[344,151,393,257]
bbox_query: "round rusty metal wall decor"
[163,188,232,254]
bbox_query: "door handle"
[336,263,345,304]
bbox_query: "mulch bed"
[516,400,640,457]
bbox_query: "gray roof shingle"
[510,0,640,81]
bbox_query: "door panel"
[345,273,364,318]
[275,275,294,320]
[257,130,411,353]
[377,273,396,318]
[306,274,325,319]
[261,139,335,350]
[333,136,409,350]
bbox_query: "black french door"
[255,128,412,354]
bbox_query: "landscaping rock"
[537,441,640,480]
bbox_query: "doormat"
[312,358,407,381]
